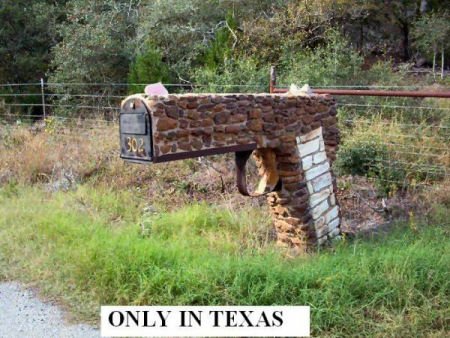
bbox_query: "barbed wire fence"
[0,81,449,191]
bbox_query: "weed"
[335,116,449,195]
[0,186,448,337]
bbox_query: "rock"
[299,127,323,143]
[156,117,177,131]
[225,125,241,134]
[247,119,263,132]
[297,138,320,156]
[214,111,230,124]
[311,199,329,220]
[305,162,330,181]
[324,206,339,224]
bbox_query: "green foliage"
[412,12,450,57]
[0,0,64,84]
[49,0,139,115]
[334,132,407,195]
[0,187,448,336]
[334,138,388,177]
[335,114,449,195]
[365,60,408,85]
[0,0,66,115]
[2,0,450,93]
[192,58,268,93]
[412,11,450,77]
[50,0,137,84]
[0,180,19,198]
[279,30,364,86]
[128,43,171,93]
[203,15,237,71]
[137,0,281,80]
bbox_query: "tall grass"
[336,113,450,194]
[1,108,448,199]
[0,186,448,336]
[0,123,243,210]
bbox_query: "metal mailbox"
[119,97,153,163]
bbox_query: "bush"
[334,138,388,177]
[128,42,171,94]
[334,116,449,195]
[364,60,409,86]
[334,132,407,195]
[0,124,118,184]
[192,57,268,93]
[279,29,364,87]
[202,14,237,71]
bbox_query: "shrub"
[335,116,449,195]
[334,138,388,177]
[279,29,364,87]
[334,131,406,195]
[128,42,171,94]
[192,57,268,93]
[364,60,408,86]
[202,14,237,71]
[0,124,32,149]
[0,124,118,184]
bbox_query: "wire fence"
[1,81,449,190]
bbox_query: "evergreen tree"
[0,0,65,84]
[128,43,171,93]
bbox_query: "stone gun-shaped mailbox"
[119,93,341,250]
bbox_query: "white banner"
[101,306,310,337]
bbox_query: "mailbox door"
[119,98,153,162]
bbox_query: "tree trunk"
[359,22,364,50]
[433,51,436,79]
[442,48,445,79]
[420,0,427,14]
[401,22,410,61]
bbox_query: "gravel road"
[0,282,100,338]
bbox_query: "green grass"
[0,186,449,337]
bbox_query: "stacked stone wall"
[142,93,340,249]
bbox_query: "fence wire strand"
[1,81,449,192]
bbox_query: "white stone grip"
[268,127,341,250]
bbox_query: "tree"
[203,14,237,71]
[381,0,450,61]
[279,29,364,87]
[412,12,450,78]
[136,0,284,82]
[0,0,67,116]
[0,0,65,84]
[50,0,139,84]
[192,57,267,93]
[128,43,171,93]
[49,0,140,116]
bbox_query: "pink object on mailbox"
[145,82,169,97]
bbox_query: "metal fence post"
[40,78,46,120]
[269,66,276,94]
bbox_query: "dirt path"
[0,282,99,338]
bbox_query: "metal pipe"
[269,66,276,94]
[272,87,450,98]
[269,67,450,98]
[40,78,46,119]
